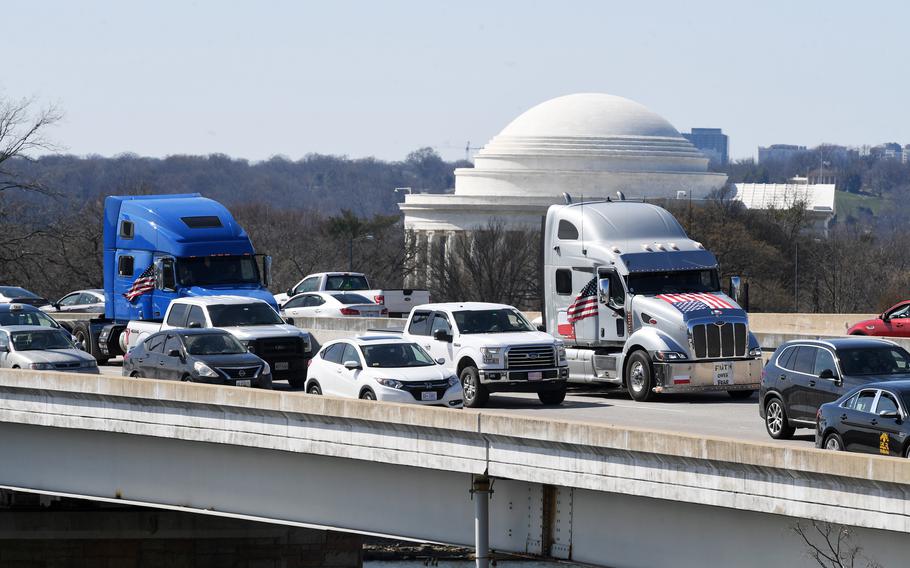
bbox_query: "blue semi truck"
[68,193,280,365]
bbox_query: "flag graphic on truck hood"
[656,293,733,313]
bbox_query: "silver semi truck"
[543,197,762,401]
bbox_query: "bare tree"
[0,96,62,194]
[792,521,881,568]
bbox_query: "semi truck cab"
[543,198,762,401]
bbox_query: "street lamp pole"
[348,234,374,272]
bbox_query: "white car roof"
[175,295,270,306]
[328,335,413,347]
[411,302,514,312]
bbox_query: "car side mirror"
[188,321,202,329]
[343,360,361,370]
[433,329,452,342]
[435,357,445,365]
[536,324,546,332]
[286,289,294,296]
[819,368,836,380]
[167,349,181,358]
[879,410,900,419]
[284,317,295,326]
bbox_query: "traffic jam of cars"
[3,193,910,460]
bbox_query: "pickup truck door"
[427,312,455,365]
[406,309,435,357]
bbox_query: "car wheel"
[728,390,755,400]
[460,365,489,408]
[625,351,655,402]
[904,445,910,459]
[360,389,376,401]
[181,374,193,383]
[849,331,866,336]
[824,433,844,451]
[538,388,567,405]
[307,382,322,395]
[764,397,795,439]
[130,371,141,378]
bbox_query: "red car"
[848,301,910,337]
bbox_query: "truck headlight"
[29,363,54,370]
[301,335,311,353]
[376,378,404,389]
[654,351,687,361]
[557,345,567,361]
[193,361,219,378]
[749,347,762,358]
[481,347,501,365]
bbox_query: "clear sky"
[4,1,906,162]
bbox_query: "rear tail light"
[816,408,821,421]
[307,359,313,367]
[340,308,360,316]
[374,294,385,305]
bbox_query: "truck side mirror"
[188,321,202,329]
[433,329,452,343]
[261,255,272,288]
[597,278,611,304]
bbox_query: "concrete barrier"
[749,312,875,336]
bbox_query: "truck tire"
[625,351,655,402]
[538,388,566,405]
[71,322,108,366]
[460,365,489,408]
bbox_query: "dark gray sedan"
[123,328,272,389]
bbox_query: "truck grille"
[506,346,556,369]
[254,338,303,357]
[691,323,747,359]
[217,365,261,379]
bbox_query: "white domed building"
[399,93,727,284]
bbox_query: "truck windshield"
[362,342,434,368]
[176,256,260,287]
[626,269,720,296]
[453,309,534,334]
[325,275,369,291]
[11,330,74,351]
[208,304,283,327]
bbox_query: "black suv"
[759,337,910,439]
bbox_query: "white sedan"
[41,289,105,313]
[305,336,463,408]
[280,292,387,318]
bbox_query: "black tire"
[904,444,910,459]
[71,322,108,366]
[307,382,322,395]
[360,389,376,401]
[130,371,141,378]
[459,365,489,408]
[728,390,755,400]
[823,432,844,451]
[181,374,193,383]
[625,351,655,402]
[764,396,795,439]
[288,367,308,389]
[850,331,866,336]
[538,388,567,406]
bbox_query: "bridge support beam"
[472,475,491,568]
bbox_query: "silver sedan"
[0,326,99,373]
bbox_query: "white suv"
[305,336,463,408]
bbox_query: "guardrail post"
[472,474,492,568]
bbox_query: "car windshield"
[182,333,246,355]
[838,346,910,376]
[208,303,283,326]
[362,342,434,368]
[176,256,260,286]
[626,269,720,295]
[0,287,40,298]
[333,293,372,305]
[0,310,60,328]
[10,330,74,351]
[453,309,534,334]
[324,275,369,291]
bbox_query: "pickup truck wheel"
[625,351,655,402]
[460,366,489,408]
[764,397,795,440]
[728,390,755,400]
[538,388,566,405]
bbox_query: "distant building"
[758,144,807,163]
[904,145,910,164]
[682,128,728,165]
[874,142,903,161]
[732,182,836,236]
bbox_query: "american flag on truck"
[656,292,733,313]
[123,265,155,302]
[567,278,598,323]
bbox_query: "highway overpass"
[0,368,908,567]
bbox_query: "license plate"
[713,362,734,385]
[421,391,438,401]
[528,371,543,381]
[236,380,251,387]
[275,362,289,371]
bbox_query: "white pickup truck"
[123,296,314,387]
[399,302,569,407]
[275,272,430,318]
